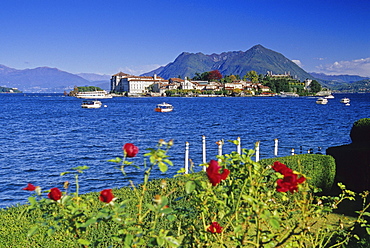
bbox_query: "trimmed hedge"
[350,118,370,144]
[259,154,336,192]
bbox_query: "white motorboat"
[316,97,328,104]
[278,92,299,97]
[76,90,113,99]
[81,100,102,108]
[340,98,350,104]
[324,95,335,99]
[155,102,173,112]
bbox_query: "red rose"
[23,183,36,191]
[276,173,306,193]
[123,143,139,157]
[207,222,223,233]
[206,160,229,186]
[272,161,293,175]
[48,187,62,201]
[100,189,114,203]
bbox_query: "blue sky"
[0,0,369,77]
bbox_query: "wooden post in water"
[237,137,241,155]
[202,135,206,171]
[255,141,260,162]
[185,142,189,174]
[274,138,278,157]
[217,140,223,162]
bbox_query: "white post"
[217,140,223,162]
[274,138,278,157]
[185,142,189,174]
[202,135,206,171]
[255,141,260,162]
[237,137,241,155]
[291,148,295,155]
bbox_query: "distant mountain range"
[0,65,111,92]
[142,45,313,81]
[1,45,369,92]
[309,72,369,83]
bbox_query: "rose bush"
[22,139,370,247]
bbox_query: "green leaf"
[160,208,173,214]
[164,236,182,246]
[61,194,70,204]
[163,159,173,166]
[158,162,168,173]
[78,239,91,246]
[167,214,176,221]
[72,165,90,172]
[124,234,133,247]
[28,196,37,206]
[156,237,165,246]
[185,181,196,194]
[269,218,280,229]
[107,157,122,163]
[27,225,39,237]
[47,227,55,236]
[146,204,157,212]
[160,196,169,208]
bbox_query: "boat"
[324,95,335,99]
[76,90,113,99]
[278,92,299,97]
[155,102,173,112]
[340,98,350,104]
[81,100,102,109]
[316,97,328,104]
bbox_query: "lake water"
[1,93,369,208]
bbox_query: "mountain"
[77,73,111,82]
[142,45,313,81]
[309,72,369,83]
[77,73,111,91]
[0,65,91,92]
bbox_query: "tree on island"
[243,70,259,83]
[193,70,222,81]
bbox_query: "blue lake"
[1,93,369,208]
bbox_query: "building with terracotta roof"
[110,72,167,95]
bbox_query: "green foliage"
[77,86,103,92]
[350,118,370,144]
[310,80,322,93]
[259,154,336,192]
[244,70,259,83]
[353,118,370,128]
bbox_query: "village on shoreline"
[68,70,329,98]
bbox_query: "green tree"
[244,71,259,83]
[310,80,322,93]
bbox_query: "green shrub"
[259,154,336,192]
[350,118,370,144]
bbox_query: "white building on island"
[110,72,168,95]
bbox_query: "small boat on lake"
[155,102,173,112]
[76,90,112,99]
[316,97,328,104]
[340,98,350,104]
[324,95,335,99]
[81,100,102,109]
[278,92,299,97]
